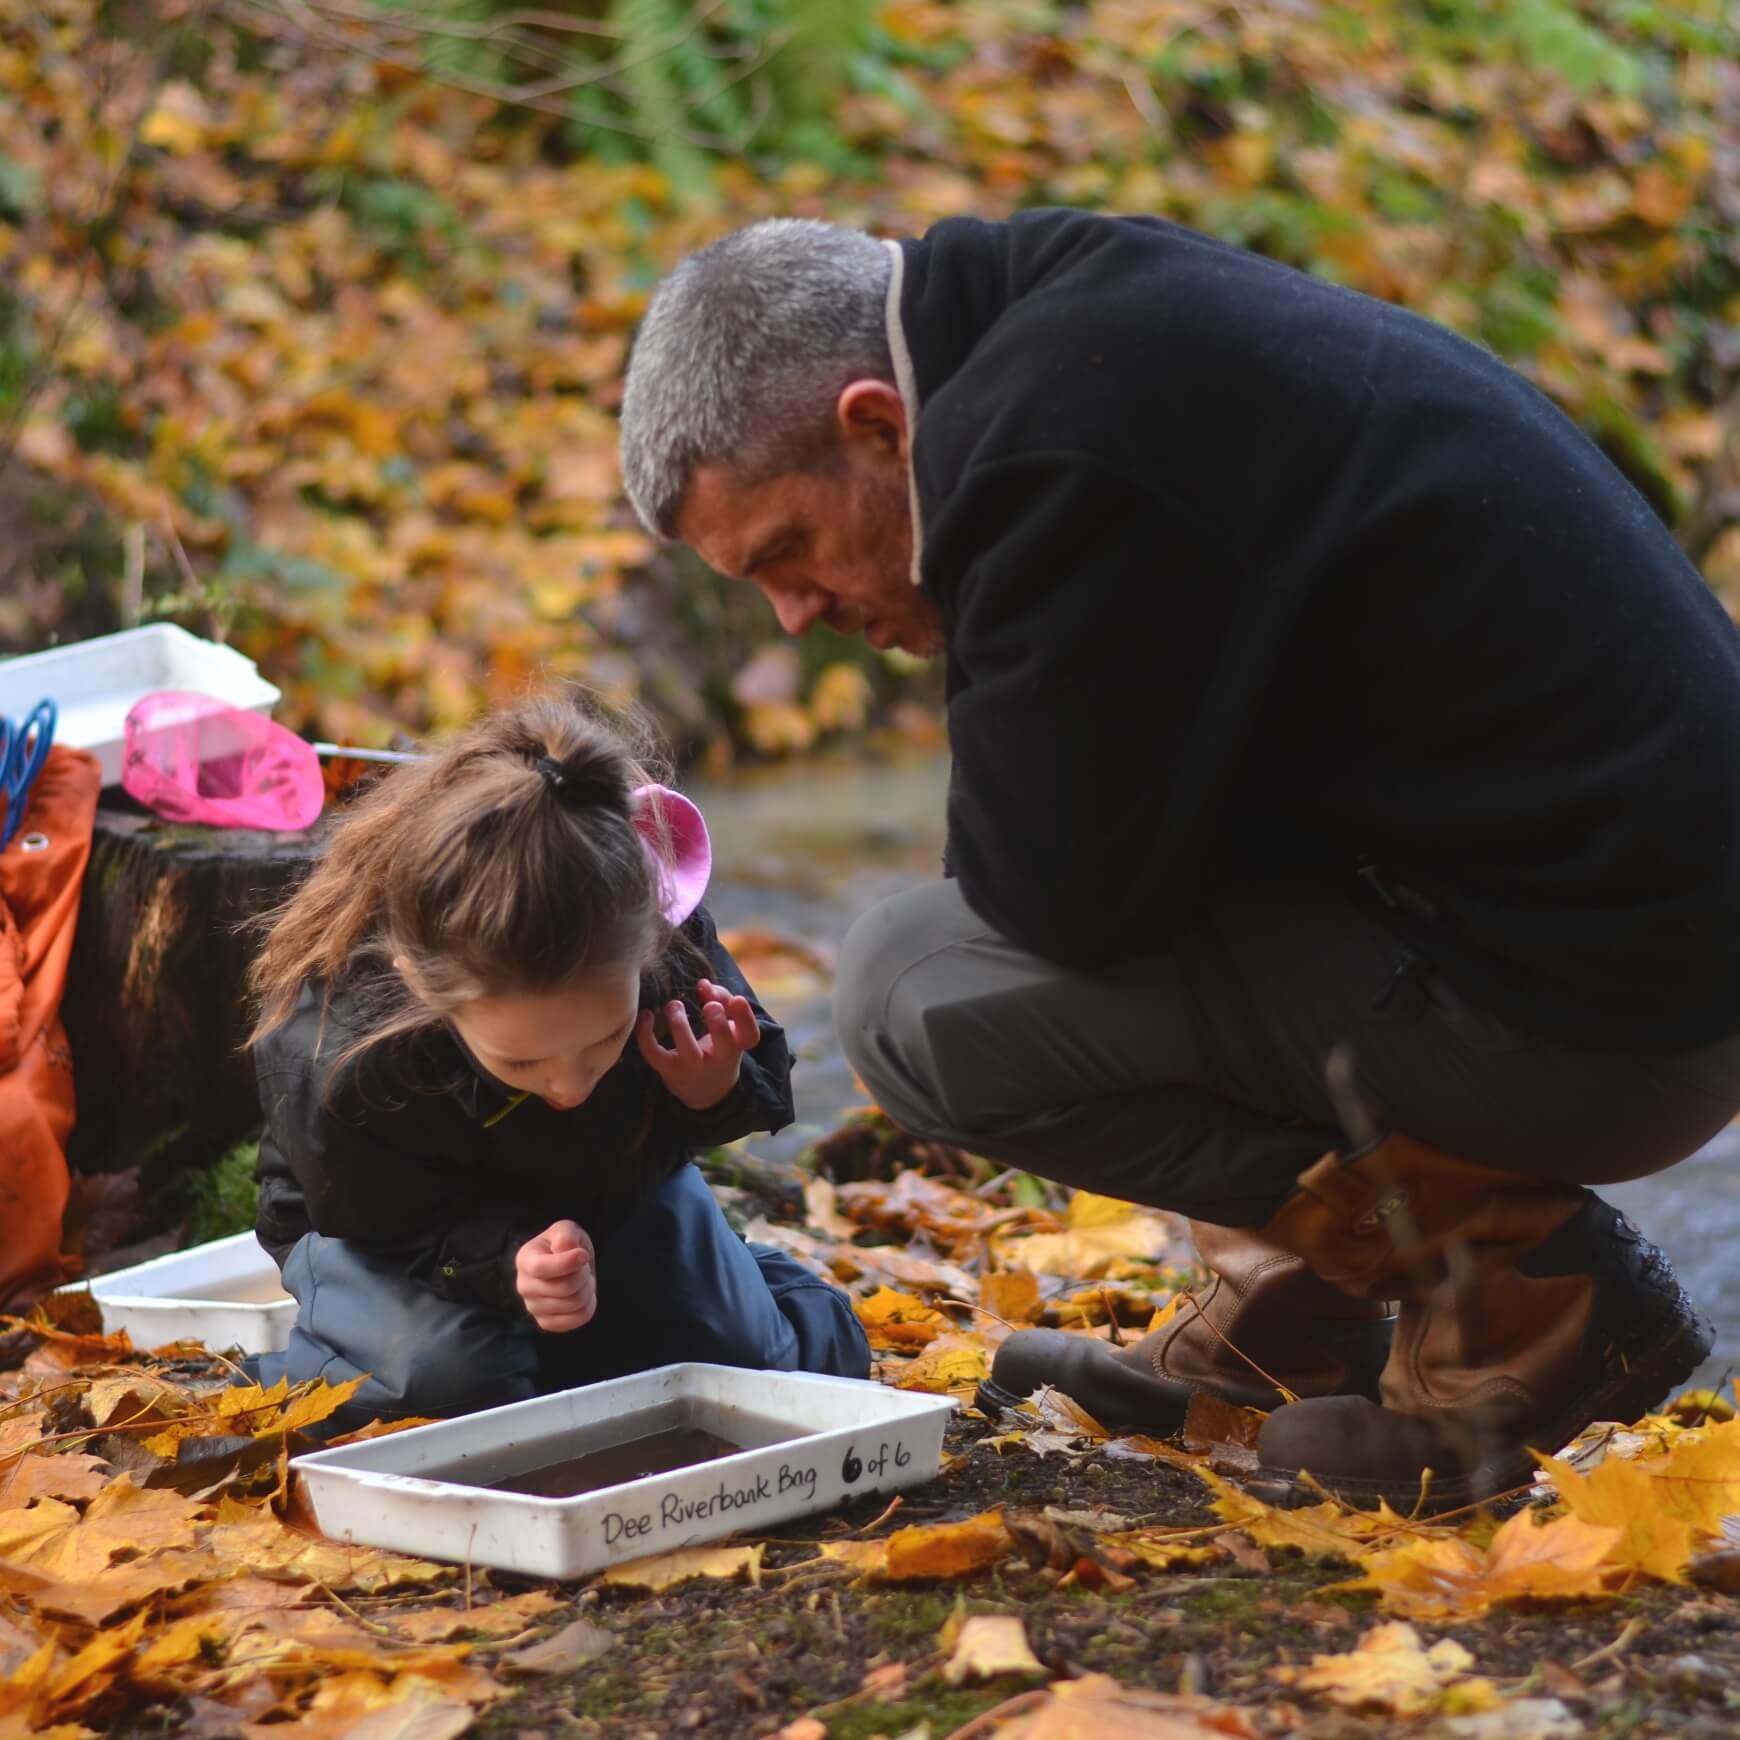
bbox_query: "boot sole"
[973,1377,1034,1420]
[1243,1305,1715,1514]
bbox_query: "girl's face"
[446,965,643,1110]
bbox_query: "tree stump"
[60,800,326,1189]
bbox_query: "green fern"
[610,0,731,192]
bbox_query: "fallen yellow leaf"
[1274,1620,1499,1715]
[1538,1452,1703,1584]
[1200,1468,1439,1562]
[892,1333,990,1395]
[597,1543,764,1593]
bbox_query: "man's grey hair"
[619,218,894,537]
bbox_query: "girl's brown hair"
[249,691,692,1079]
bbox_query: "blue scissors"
[0,697,56,850]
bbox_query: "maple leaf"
[1538,1412,1740,1583]
[0,1478,207,1583]
[1537,1454,1702,1583]
[891,1332,991,1395]
[0,1445,107,1507]
[1274,1620,1500,1716]
[1326,1509,1621,1619]
[202,1513,452,1594]
[24,1548,230,1627]
[1199,1467,1440,1563]
[979,1269,1044,1327]
[1181,1392,1267,1453]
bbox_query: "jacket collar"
[881,238,927,590]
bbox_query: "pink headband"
[633,783,711,926]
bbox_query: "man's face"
[672,383,946,658]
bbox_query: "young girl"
[245,694,869,1427]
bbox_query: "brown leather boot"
[975,1219,1393,1432]
[1248,1131,1713,1511]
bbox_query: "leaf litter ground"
[6,1113,1740,1738]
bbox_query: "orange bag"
[0,744,100,1306]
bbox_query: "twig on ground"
[316,1582,398,1637]
[848,1495,905,1536]
[1101,1288,1124,1347]
[1572,1616,1647,1673]
[945,1687,1053,1739]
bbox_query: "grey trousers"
[835,878,1740,1227]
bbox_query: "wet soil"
[468,1415,1740,1739]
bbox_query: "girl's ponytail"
[248,690,684,1077]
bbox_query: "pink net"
[122,691,324,831]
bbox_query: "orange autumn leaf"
[0,1479,206,1583]
[854,1284,953,1351]
[0,1448,107,1507]
[980,1270,1043,1326]
[1326,1508,1621,1619]
[993,1672,1263,1738]
[822,1510,1013,1582]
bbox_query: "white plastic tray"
[0,624,281,785]
[293,1364,955,1579]
[87,1231,296,1354]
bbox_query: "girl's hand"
[635,977,761,1110]
[516,1219,596,1332]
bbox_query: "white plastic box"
[0,624,281,786]
[293,1364,955,1580]
[87,1231,296,1355]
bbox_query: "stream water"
[693,750,1738,1396]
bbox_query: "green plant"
[170,1138,262,1246]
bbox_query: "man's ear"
[836,379,908,462]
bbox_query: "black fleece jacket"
[252,906,793,1313]
[899,210,1740,1052]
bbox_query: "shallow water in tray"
[490,1427,753,1497]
